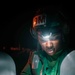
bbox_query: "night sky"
[1,5,38,48]
[0,3,75,75]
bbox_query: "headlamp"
[39,32,61,42]
[42,33,52,41]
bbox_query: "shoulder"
[28,51,38,63]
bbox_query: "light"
[43,35,50,39]
[39,30,61,42]
[42,33,52,41]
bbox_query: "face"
[38,32,62,56]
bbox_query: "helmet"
[30,6,69,41]
[0,52,16,75]
[60,50,75,75]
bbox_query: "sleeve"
[20,62,32,75]
[20,51,34,75]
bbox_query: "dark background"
[0,2,75,75]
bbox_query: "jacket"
[21,49,69,75]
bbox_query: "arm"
[21,62,32,75]
[20,52,34,75]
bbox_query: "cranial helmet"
[0,52,16,75]
[30,6,69,41]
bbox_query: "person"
[20,6,72,75]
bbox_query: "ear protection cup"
[30,27,37,39]
[62,24,70,36]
